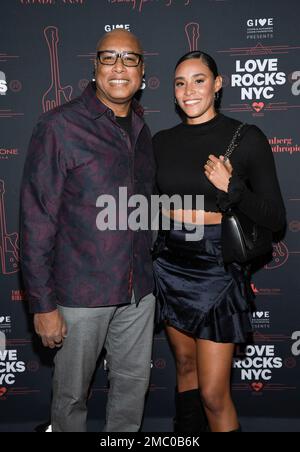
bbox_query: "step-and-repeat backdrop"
[0,0,299,428]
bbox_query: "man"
[21,30,156,432]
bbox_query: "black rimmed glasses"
[97,50,143,67]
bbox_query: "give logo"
[104,24,130,32]
[247,18,273,28]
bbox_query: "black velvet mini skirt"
[153,222,254,344]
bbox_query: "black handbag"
[221,124,273,264]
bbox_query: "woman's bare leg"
[196,339,239,432]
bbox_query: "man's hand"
[204,155,233,192]
[34,309,67,349]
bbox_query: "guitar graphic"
[265,242,289,269]
[42,26,73,113]
[185,23,200,51]
[0,180,20,275]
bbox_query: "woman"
[152,51,286,433]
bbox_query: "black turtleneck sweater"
[153,114,286,232]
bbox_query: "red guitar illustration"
[185,23,200,51]
[42,26,73,113]
[265,242,289,270]
[0,180,20,275]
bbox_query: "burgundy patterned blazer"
[21,83,155,313]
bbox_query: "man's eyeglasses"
[97,51,143,67]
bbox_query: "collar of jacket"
[81,81,144,120]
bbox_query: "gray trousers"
[51,292,155,432]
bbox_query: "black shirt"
[153,114,286,232]
[116,112,132,139]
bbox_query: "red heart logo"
[0,387,7,397]
[251,382,264,392]
[252,102,265,112]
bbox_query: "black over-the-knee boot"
[174,388,209,433]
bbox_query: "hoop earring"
[215,91,220,101]
[141,78,146,90]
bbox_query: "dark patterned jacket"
[21,83,155,313]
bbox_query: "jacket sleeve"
[21,118,67,313]
[217,126,286,232]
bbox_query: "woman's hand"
[204,155,233,192]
